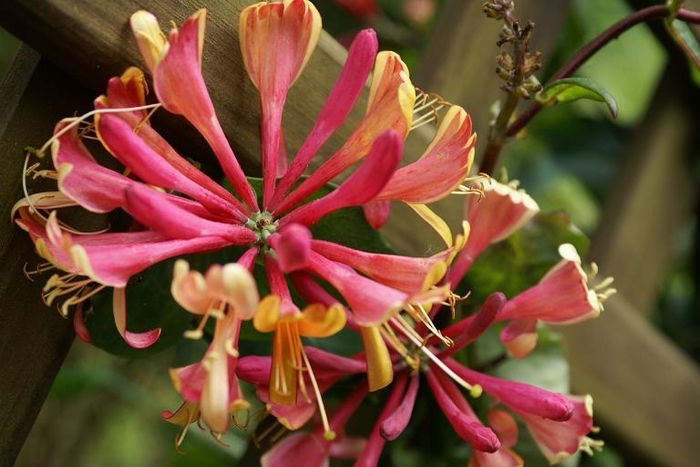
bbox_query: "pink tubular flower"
[498,243,616,357]
[260,381,369,467]
[517,395,603,463]
[238,347,366,433]
[469,410,523,467]
[448,180,540,285]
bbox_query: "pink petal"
[123,183,256,244]
[281,130,403,227]
[376,106,475,203]
[73,303,91,343]
[470,447,523,467]
[236,355,272,385]
[500,318,539,358]
[18,212,231,287]
[305,251,407,325]
[445,358,575,421]
[448,181,539,286]
[311,239,450,293]
[261,432,330,467]
[52,120,130,212]
[362,199,390,229]
[441,292,505,355]
[269,223,312,272]
[240,0,321,204]
[271,29,379,208]
[498,244,602,325]
[113,287,161,348]
[97,113,247,219]
[240,0,321,98]
[274,51,414,215]
[97,70,242,211]
[518,395,598,463]
[132,10,257,210]
[425,369,500,453]
[380,373,419,441]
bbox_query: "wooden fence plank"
[0,48,100,464]
[590,64,698,315]
[559,295,700,467]
[567,17,700,467]
[0,0,359,176]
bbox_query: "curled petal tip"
[124,328,162,349]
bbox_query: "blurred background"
[1,0,698,465]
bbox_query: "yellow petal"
[368,51,415,131]
[407,203,453,247]
[360,326,393,391]
[297,303,346,338]
[253,295,281,333]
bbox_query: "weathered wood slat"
[0,0,360,176]
[572,23,700,467]
[0,48,91,465]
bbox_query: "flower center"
[244,211,279,246]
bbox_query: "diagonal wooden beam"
[0,0,360,176]
[0,47,88,465]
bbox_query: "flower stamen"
[403,301,453,347]
[411,88,447,130]
[392,316,482,398]
[34,103,162,157]
[300,346,335,440]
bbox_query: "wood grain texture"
[0,48,90,464]
[0,0,359,177]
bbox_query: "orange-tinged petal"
[360,326,393,391]
[171,259,210,315]
[368,51,415,130]
[206,262,260,320]
[254,295,282,332]
[270,321,303,405]
[376,106,475,203]
[240,0,321,97]
[274,51,415,215]
[297,303,346,337]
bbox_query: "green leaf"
[86,259,191,359]
[86,246,246,358]
[538,77,618,118]
[462,212,590,303]
[666,19,700,77]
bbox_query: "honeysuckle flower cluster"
[242,179,612,465]
[12,0,614,464]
